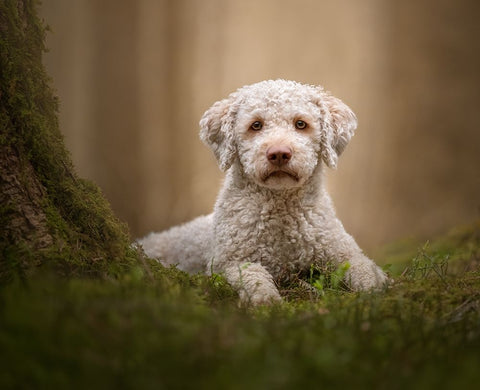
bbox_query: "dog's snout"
[266,145,292,167]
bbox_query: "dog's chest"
[248,202,323,278]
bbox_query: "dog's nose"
[266,146,292,166]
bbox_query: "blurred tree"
[0,0,138,282]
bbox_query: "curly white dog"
[139,80,388,305]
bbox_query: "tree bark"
[0,0,137,282]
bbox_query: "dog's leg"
[312,192,389,291]
[220,262,282,305]
[318,219,388,291]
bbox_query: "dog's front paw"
[224,262,283,306]
[239,283,282,306]
[345,255,389,291]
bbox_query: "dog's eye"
[250,121,263,131]
[295,120,307,130]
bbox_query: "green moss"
[1,222,479,388]
[1,251,479,388]
[0,0,141,280]
[374,219,480,276]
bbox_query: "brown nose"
[266,145,292,166]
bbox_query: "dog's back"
[138,214,213,273]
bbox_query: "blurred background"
[40,0,480,252]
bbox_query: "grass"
[1,222,479,389]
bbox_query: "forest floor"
[1,221,479,389]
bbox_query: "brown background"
[40,0,480,252]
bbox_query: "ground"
[1,221,479,389]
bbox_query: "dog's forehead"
[237,81,315,105]
[234,81,320,118]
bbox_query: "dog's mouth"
[263,169,300,182]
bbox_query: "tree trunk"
[0,0,138,282]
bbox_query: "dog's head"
[200,80,357,189]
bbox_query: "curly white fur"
[139,80,388,305]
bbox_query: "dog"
[139,80,388,305]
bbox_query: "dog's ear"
[199,96,238,172]
[315,90,357,169]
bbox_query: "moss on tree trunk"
[0,0,139,282]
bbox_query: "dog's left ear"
[199,95,238,172]
[315,90,357,169]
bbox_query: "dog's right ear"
[199,96,238,172]
[312,88,357,169]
